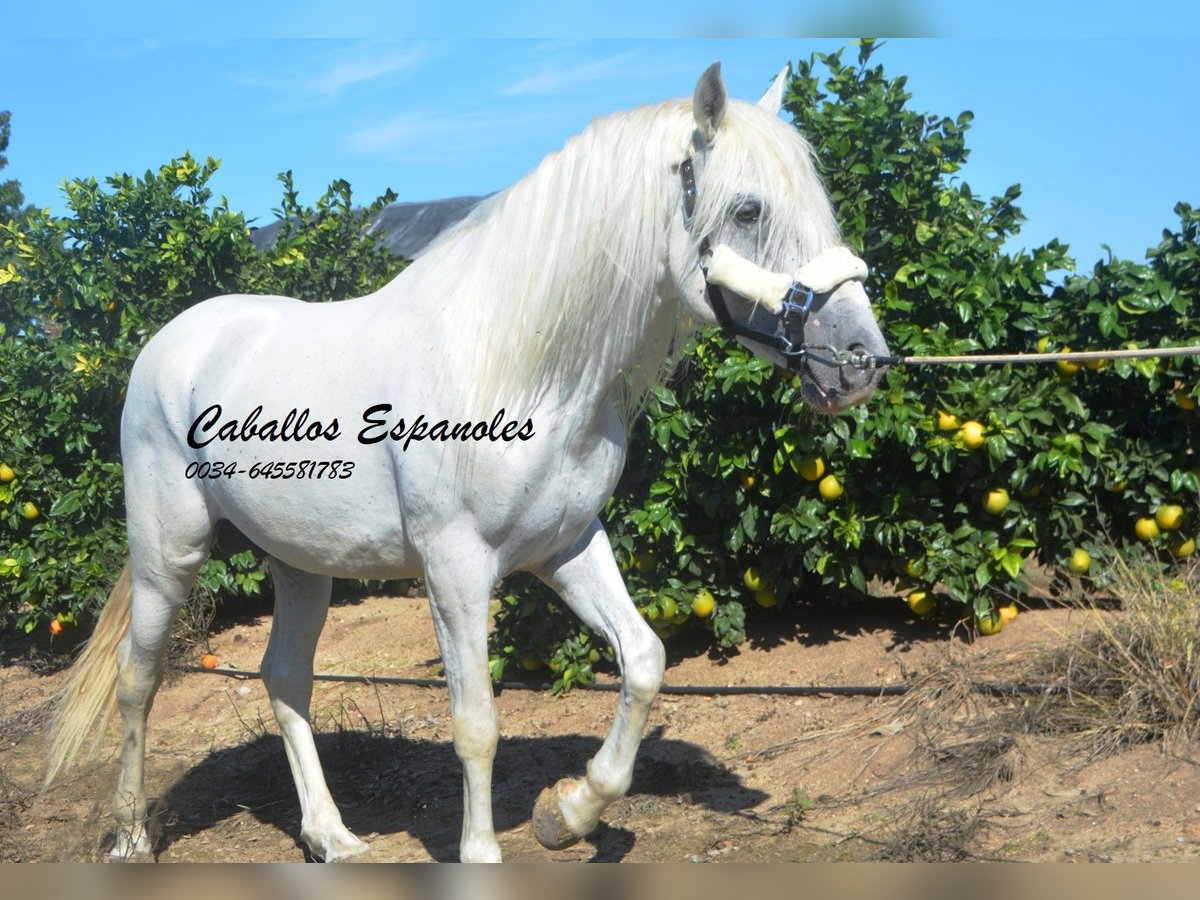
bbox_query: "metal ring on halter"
[805,347,879,370]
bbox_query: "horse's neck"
[392,194,682,435]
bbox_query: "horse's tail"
[42,562,132,790]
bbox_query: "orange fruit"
[1135,517,1160,542]
[1155,504,1185,532]
[743,567,767,591]
[691,589,715,618]
[960,420,985,449]
[633,553,658,574]
[818,474,843,500]
[200,653,219,670]
[49,619,64,636]
[976,611,1004,636]
[983,488,1010,515]
[797,456,825,482]
[907,591,934,616]
[754,587,777,608]
[1056,349,1081,376]
[658,596,678,620]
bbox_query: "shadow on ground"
[136,725,764,862]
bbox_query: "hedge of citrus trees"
[1,43,1195,689]
[0,157,401,634]
[490,41,1198,690]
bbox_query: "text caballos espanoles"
[186,404,535,451]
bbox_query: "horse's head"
[669,63,890,414]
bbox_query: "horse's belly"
[202,469,418,579]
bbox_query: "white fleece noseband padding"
[704,245,868,313]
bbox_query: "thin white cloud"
[236,41,430,98]
[347,106,560,156]
[501,49,643,97]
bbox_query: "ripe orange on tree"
[818,474,843,501]
[743,567,767,591]
[691,589,715,618]
[1170,537,1195,559]
[1155,504,1185,532]
[959,420,985,449]
[1055,349,1081,376]
[936,411,960,431]
[1134,517,1160,542]
[983,488,1010,515]
[754,586,777,608]
[797,456,825,482]
[976,611,1004,636]
[907,590,934,616]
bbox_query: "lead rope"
[837,344,1200,371]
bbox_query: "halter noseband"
[679,157,870,372]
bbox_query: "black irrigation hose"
[185,665,1057,698]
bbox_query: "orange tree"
[0,155,400,634]
[491,41,1198,690]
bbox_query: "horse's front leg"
[424,546,503,863]
[531,518,665,850]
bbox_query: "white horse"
[45,63,889,862]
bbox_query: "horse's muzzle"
[797,281,890,414]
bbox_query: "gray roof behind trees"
[248,195,486,260]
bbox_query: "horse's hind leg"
[531,518,665,849]
[112,489,213,859]
[261,559,369,862]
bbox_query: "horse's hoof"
[108,830,154,862]
[533,785,582,851]
[306,831,372,863]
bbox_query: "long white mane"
[413,93,842,424]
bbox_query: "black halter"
[680,158,862,372]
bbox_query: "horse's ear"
[757,64,789,115]
[693,62,727,144]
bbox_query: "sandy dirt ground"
[4,593,1200,863]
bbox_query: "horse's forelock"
[691,100,842,273]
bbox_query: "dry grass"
[870,793,988,862]
[1015,555,1200,759]
[0,767,32,840]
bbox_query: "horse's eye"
[735,200,762,224]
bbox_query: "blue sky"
[2,35,1197,271]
